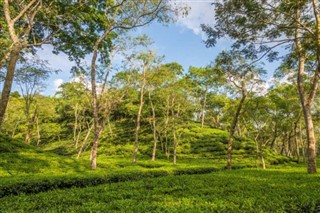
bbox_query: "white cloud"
[175,1,215,38]
[54,79,63,91]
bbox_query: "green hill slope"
[38,121,290,167]
[177,123,289,165]
[0,126,293,198]
[1,121,290,178]
[0,135,90,177]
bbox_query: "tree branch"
[12,0,39,23]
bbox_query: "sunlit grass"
[1,130,309,212]
[1,167,319,212]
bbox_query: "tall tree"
[188,65,221,128]
[202,0,320,173]
[0,0,114,129]
[15,57,53,144]
[130,50,162,163]
[88,0,184,169]
[56,79,92,149]
[148,62,184,161]
[1,0,43,127]
[156,63,184,159]
[169,77,194,165]
[215,50,265,170]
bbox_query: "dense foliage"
[1,167,319,212]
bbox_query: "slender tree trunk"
[90,28,111,169]
[76,124,82,149]
[227,91,246,170]
[0,43,22,128]
[294,121,300,162]
[149,91,158,161]
[300,123,305,162]
[201,88,207,128]
[1,1,25,129]
[287,129,292,157]
[261,145,266,170]
[171,100,179,165]
[74,104,79,148]
[78,124,94,159]
[36,115,41,146]
[304,108,317,173]
[90,45,100,170]
[133,64,147,163]
[173,129,177,165]
[236,123,242,137]
[255,139,259,167]
[164,97,170,159]
[24,103,31,144]
[296,5,317,173]
[25,129,31,144]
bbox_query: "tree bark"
[133,64,147,163]
[164,97,170,159]
[227,90,246,170]
[24,99,34,144]
[171,99,179,165]
[1,0,40,129]
[254,136,259,168]
[173,129,177,165]
[25,128,31,144]
[294,121,300,163]
[149,91,158,161]
[0,43,22,128]
[90,27,111,169]
[201,87,207,128]
[303,108,317,173]
[90,44,100,170]
[261,147,266,170]
[77,124,94,159]
[36,114,41,146]
[74,104,79,148]
[296,5,317,173]
[300,123,305,162]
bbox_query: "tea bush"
[1,167,319,212]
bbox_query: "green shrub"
[0,135,32,153]
[0,165,226,198]
[1,167,319,212]
[173,167,220,175]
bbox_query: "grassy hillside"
[1,122,290,178]
[0,135,91,177]
[41,121,289,166]
[178,123,290,165]
[0,127,307,212]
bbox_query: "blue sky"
[26,1,279,95]
[34,1,228,95]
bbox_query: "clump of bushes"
[180,124,255,158]
[1,168,319,212]
[0,134,33,153]
[0,166,226,198]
